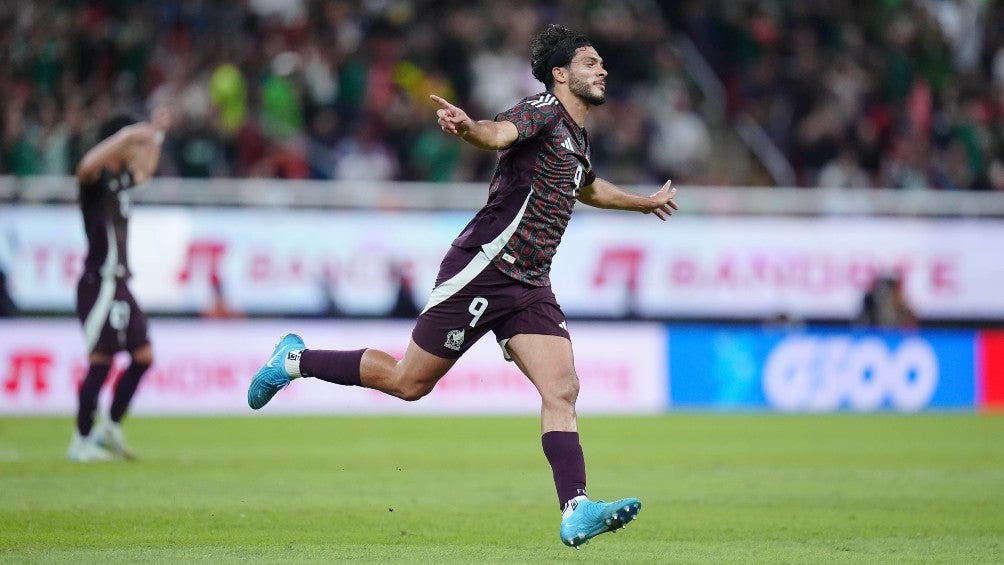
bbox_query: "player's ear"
[552,66,566,85]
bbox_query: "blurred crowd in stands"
[1,0,1002,189]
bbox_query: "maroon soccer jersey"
[452,92,596,286]
[79,167,136,280]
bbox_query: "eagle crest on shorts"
[444,329,465,351]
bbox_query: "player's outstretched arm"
[76,124,163,185]
[430,94,518,151]
[125,124,168,185]
[76,127,137,185]
[77,105,173,186]
[577,178,678,220]
[128,105,174,184]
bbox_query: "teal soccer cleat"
[248,334,305,410]
[559,497,642,548]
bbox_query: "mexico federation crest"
[444,329,466,351]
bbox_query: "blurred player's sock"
[94,419,138,460]
[109,361,150,424]
[67,430,114,462]
[77,362,111,436]
[248,333,306,409]
[559,497,642,548]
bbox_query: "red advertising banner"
[978,331,1004,412]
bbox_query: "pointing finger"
[429,94,452,109]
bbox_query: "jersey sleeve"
[495,95,560,142]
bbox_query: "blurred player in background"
[248,25,677,547]
[69,106,173,462]
[857,273,918,329]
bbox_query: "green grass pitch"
[2,414,1003,563]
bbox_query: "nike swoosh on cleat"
[267,350,283,368]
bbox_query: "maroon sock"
[299,349,365,386]
[542,431,588,509]
[77,363,110,436]
[110,362,150,423]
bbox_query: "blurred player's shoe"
[559,496,642,548]
[248,333,305,410]
[94,420,138,460]
[67,431,114,462]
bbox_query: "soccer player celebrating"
[248,24,677,547]
[69,106,173,462]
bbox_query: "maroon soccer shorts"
[76,273,151,355]
[412,246,571,360]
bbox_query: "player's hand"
[430,94,472,136]
[150,103,176,137]
[644,180,678,221]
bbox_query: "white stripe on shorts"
[421,194,531,314]
[420,249,490,315]
[83,224,118,353]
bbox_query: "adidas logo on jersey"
[528,94,558,108]
[561,137,576,153]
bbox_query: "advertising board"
[667,326,976,412]
[2,206,1003,320]
[0,319,666,416]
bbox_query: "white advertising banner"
[0,319,667,416]
[556,214,1004,320]
[2,206,1003,320]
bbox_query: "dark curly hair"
[529,24,592,90]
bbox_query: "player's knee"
[397,385,433,401]
[89,353,113,365]
[398,381,434,402]
[544,373,580,406]
[131,347,154,366]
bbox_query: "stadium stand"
[0,0,1001,189]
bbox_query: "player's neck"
[552,87,589,127]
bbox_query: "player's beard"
[569,74,605,106]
